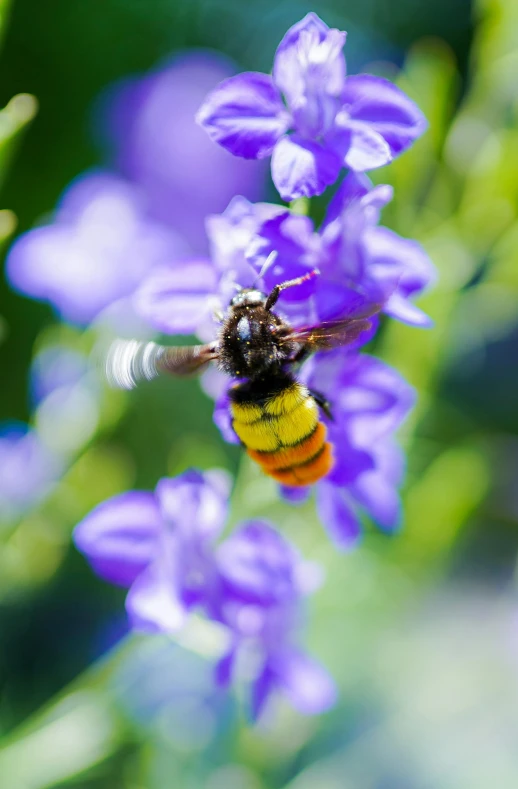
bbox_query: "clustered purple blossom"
[74,469,335,719]
[197,13,426,200]
[4,13,435,719]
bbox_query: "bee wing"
[285,318,373,350]
[105,339,218,389]
[280,300,383,352]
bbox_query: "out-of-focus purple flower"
[6,172,188,325]
[74,469,229,630]
[31,346,102,456]
[214,521,335,720]
[112,637,233,751]
[102,52,265,254]
[30,346,90,405]
[294,350,415,548]
[0,423,62,523]
[197,13,427,200]
[74,469,335,720]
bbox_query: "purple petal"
[327,434,375,486]
[214,647,236,688]
[250,662,277,722]
[196,72,290,159]
[362,226,435,325]
[274,13,337,97]
[275,649,337,715]
[364,226,436,295]
[6,172,184,326]
[324,354,416,445]
[349,466,402,531]
[274,13,346,138]
[338,122,392,171]
[323,170,393,228]
[212,388,240,445]
[280,485,311,505]
[316,482,362,549]
[133,258,217,334]
[126,555,186,633]
[384,292,433,327]
[314,281,382,327]
[341,74,428,157]
[73,492,162,587]
[155,469,231,541]
[271,134,342,200]
[247,211,320,302]
[200,366,228,400]
[217,520,297,605]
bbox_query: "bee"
[106,273,380,487]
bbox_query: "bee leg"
[265,270,319,311]
[292,347,310,365]
[310,388,334,420]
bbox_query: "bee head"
[230,289,266,308]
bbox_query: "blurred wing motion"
[282,301,382,352]
[105,339,218,389]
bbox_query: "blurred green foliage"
[2,0,518,787]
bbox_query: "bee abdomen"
[230,382,334,487]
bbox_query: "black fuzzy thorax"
[229,369,297,407]
[218,303,298,380]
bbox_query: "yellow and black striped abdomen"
[230,381,334,487]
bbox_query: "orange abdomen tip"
[268,442,334,487]
[247,422,328,471]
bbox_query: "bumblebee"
[107,274,380,487]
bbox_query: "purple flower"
[133,196,294,337]
[214,521,335,719]
[74,469,229,630]
[102,52,266,254]
[296,350,415,548]
[74,469,335,720]
[319,171,436,326]
[6,172,188,325]
[136,172,434,339]
[197,13,427,200]
[250,171,435,326]
[0,423,62,523]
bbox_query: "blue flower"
[197,13,427,200]
[73,469,336,720]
